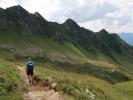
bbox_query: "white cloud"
[79,19,107,32]
[0,0,18,8]
[0,0,133,33]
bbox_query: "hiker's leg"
[31,69,34,83]
[27,70,31,83]
[31,70,34,83]
[27,75,31,83]
[31,75,34,83]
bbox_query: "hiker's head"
[28,58,31,61]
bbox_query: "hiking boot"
[29,80,31,83]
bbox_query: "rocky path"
[16,64,63,100]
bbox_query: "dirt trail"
[16,65,63,100]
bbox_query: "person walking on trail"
[26,58,34,84]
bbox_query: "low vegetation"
[32,65,133,100]
[0,58,23,100]
[0,31,132,100]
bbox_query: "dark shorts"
[27,69,33,76]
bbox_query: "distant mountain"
[118,33,133,46]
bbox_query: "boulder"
[85,88,96,100]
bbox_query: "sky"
[0,0,133,33]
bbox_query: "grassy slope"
[33,65,133,100]
[0,58,23,100]
[0,31,132,99]
[0,31,130,70]
[0,58,132,100]
[114,81,133,100]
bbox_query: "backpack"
[27,61,34,70]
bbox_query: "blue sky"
[0,0,133,33]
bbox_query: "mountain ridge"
[0,5,133,58]
[0,5,133,75]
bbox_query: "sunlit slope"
[114,81,133,100]
[31,65,133,100]
[0,31,132,83]
[0,31,128,69]
[0,57,132,100]
[0,58,23,100]
[0,31,116,64]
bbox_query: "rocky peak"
[97,29,110,37]
[34,12,42,17]
[65,18,76,23]
[62,18,80,33]
[34,12,47,21]
[0,7,4,12]
[99,29,108,34]
[6,5,26,10]
[63,18,79,27]
[5,5,29,15]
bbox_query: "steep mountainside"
[0,5,53,36]
[0,5,133,81]
[0,5,132,56]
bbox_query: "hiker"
[26,58,34,84]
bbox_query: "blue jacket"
[26,60,34,70]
